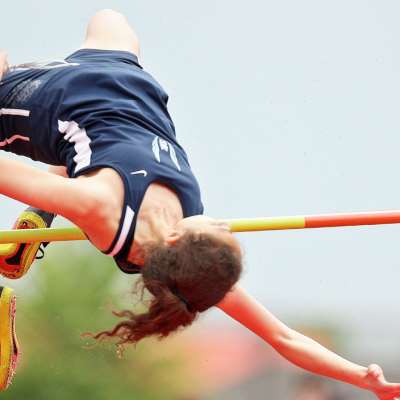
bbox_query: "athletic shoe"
[0,207,55,279]
[0,287,19,391]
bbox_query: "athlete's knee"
[90,8,127,23]
[83,9,140,56]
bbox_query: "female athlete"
[0,10,399,398]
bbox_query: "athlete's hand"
[363,364,400,399]
[0,50,9,81]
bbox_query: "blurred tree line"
[1,242,194,399]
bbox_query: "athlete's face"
[167,215,242,256]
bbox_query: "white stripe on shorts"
[58,120,92,174]
[10,60,79,72]
[0,108,30,117]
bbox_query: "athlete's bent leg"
[79,9,140,58]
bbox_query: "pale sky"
[2,0,400,359]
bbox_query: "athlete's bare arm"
[217,285,400,399]
[79,9,140,57]
[0,157,102,228]
[0,50,9,80]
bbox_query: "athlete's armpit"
[48,165,68,178]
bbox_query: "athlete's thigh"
[79,9,140,57]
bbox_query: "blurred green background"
[1,243,195,400]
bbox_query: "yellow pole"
[2,210,400,243]
[225,216,305,232]
[0,227,86,244]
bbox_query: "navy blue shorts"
[0,49,177,175]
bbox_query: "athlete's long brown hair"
[91,232,242,347]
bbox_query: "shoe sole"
[0,287,19,390]
[0,210,48,279]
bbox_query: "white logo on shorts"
[151,136,181,172]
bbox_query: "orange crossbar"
[305,211,400,228]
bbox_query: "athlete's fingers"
[0,50,9,80]
[367,363,384,380]
[3,60,9,75]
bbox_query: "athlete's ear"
[165,230,180,246]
